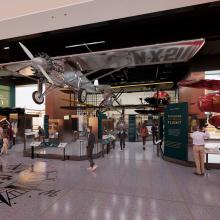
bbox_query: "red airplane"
[178,79,220,128]
[144,91,171,105]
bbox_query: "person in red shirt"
[140,123,149,150]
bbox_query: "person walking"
[38,126,44,142]
[140,123,148,150]
[1,133,9,155]
[110,129,116,150]
[117,128,127,151]
[87,126,98,171]
[191,126,209,176]
[103,129,111,154]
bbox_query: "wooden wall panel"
[45,88,76,119]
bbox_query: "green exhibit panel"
[164,102,188,161]
[0,85,10,107]
[128,114,136,142]
[0,85,15,108]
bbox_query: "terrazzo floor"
[0,141,220,220]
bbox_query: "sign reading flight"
[164,102,188,161]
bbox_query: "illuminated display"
[0,85,10,107]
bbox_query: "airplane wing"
[178,79,220,90]
[56,38,205,71]
[0,38,204,74]
[0,61,36,81]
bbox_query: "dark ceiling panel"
[0,2,220,86]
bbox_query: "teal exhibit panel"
[10,85,15,107]
[164,102,188,161]
[128,114,136,142]
[44,115,49,139]
[98,113,107,140]
[159,115,164,141]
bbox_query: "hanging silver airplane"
[0,38,205,104]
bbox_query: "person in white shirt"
[191,126,209,175]
[1,133,9,155]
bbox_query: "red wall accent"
[179,72,205,119]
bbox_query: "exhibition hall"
[1,1,220,219]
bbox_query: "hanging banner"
[164,103,188,161]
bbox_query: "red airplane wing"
[178,79,220,90]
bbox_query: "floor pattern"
[0,141,220,220]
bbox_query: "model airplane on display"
[143,91,171,106]
[0,38,205,105]
[135,91,171,115]
[178,79,220,128]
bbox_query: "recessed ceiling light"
[3,46,10,50]
[65,41,105,48]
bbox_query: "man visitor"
[191,126,209,176]
[87,126,98,171]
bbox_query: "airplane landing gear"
[32,91,44,104]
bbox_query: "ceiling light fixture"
[3,46,10,50]
[94,79,99,86]
[65,41,105,48]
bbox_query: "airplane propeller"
[19,42,34,59]
[19,42,54,84]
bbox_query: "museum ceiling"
[0,2,220,87]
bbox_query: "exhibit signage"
[30,142,42,147]
[58,143,67,148]
[164,102,188,161]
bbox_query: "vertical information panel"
[128,115,136,142]
[44,115,49,139]
[164,103,188,161]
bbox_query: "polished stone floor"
[0,141,220,220]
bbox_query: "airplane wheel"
[32,91,44,104]
[78,89,87,103]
